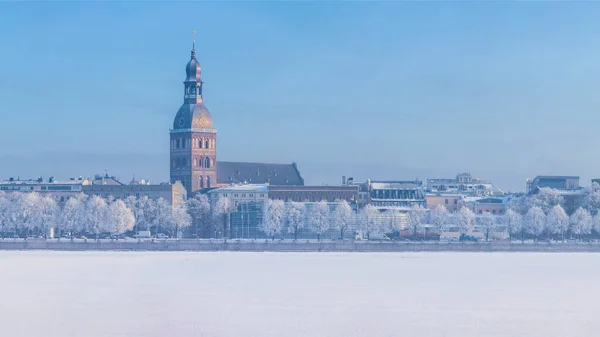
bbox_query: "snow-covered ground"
[0,252,599,337]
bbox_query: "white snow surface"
[0,252,599,337]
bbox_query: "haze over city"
[2,2,600,191]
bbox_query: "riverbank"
[2,238,600,252]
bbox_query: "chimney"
[342,176,346,185]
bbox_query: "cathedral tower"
[170,42,217,195]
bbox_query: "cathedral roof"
[173,103,213,130]
[216,161,304,186]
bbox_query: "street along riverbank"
[2,238,600,252]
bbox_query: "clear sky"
[1,2,600,192]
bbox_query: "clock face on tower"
[198,116,210,128]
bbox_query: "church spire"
[184,29,202,104]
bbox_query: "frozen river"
[0,252,598,337]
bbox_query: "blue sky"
[1,2,600,192]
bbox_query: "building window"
[205,139,209,149]
[205,157,210,168]
[135,193,140,197]
[454,199,457,205]
[445,199,448,205]
[199,139,203,148]
[176,139,180,149]
[207,176,211,188]
[200,176,204,189]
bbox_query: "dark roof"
[217,161,304,186]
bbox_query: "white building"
[207,184,269,207]
[0,177,89,204]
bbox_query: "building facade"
[426,194,463,212]
[427,172,503,196]
[526,176,580,193]
[0,177,89,204]
[268,185,359,204]
[170,43,217,195]
[83,175,187,207]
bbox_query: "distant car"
[368,233,391,241]
[154,233,169,239]
[133,231,152,239]
[111,234,127,239]
[459,234,479,242]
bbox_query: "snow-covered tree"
[285,201,305,241]
[106,199,135,235]
[456,207,476,236]
[583,182,600,215]
[59,195,87,237]
[384,211,403,236]
[530,188,564,214]
[332,200,353,239]
[524,206,545,240]
[36,195,59,236]
[171,202,192,238]
[260,199,285,239]
[593,213,600,236]
[85,195,108,238]
[308,201,330,241]
[213,196,232,238]
[503,209,523,240]
[546,204,569,240]
[151,198,173,235]
[429,205,449,237]
[407,204,427,237]
[21,192,42,235]
[477,212,496,241]
[187,193,211,237]
[570,207,592,240]
[361,204,380,240]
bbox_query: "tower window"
[207,176,211,188]
[199,139,203,148]
[200,176,204,189]
[176,139,180,149]
[205,157,210,168]
[198,156,203,168]
[205,140,209,149]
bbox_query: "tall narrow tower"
[170,42,217,195]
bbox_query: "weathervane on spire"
[191,29,196,50]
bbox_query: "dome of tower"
[186,49,201,82]
[173,102,213,130]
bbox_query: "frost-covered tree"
[106,199,135,235]
[171,202,192,238]
[285,201,305,241]
[503,209,523,240]
[85,195,108,238]
[21,192,43,235]
[332,200,353,239]
[151,198,173,235]
[477,212,496,241]
[530,188,564,214]
[593,213,600,236]
[524,206,546,240]
[260,199,285,239]
[308,201,330,241]
[456,207,475,236]
[213,196,232,238]
[583,182,600,216]
[546,204,569,240]
[0,193,10,235]
[570,207,592,240]
[361,204,380,240]
[36,195,59,237]
[384,211,403,236]
[187,194,211,237]
[429,205,449,237]
[59,195,87,237]
[407,204,427,238]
